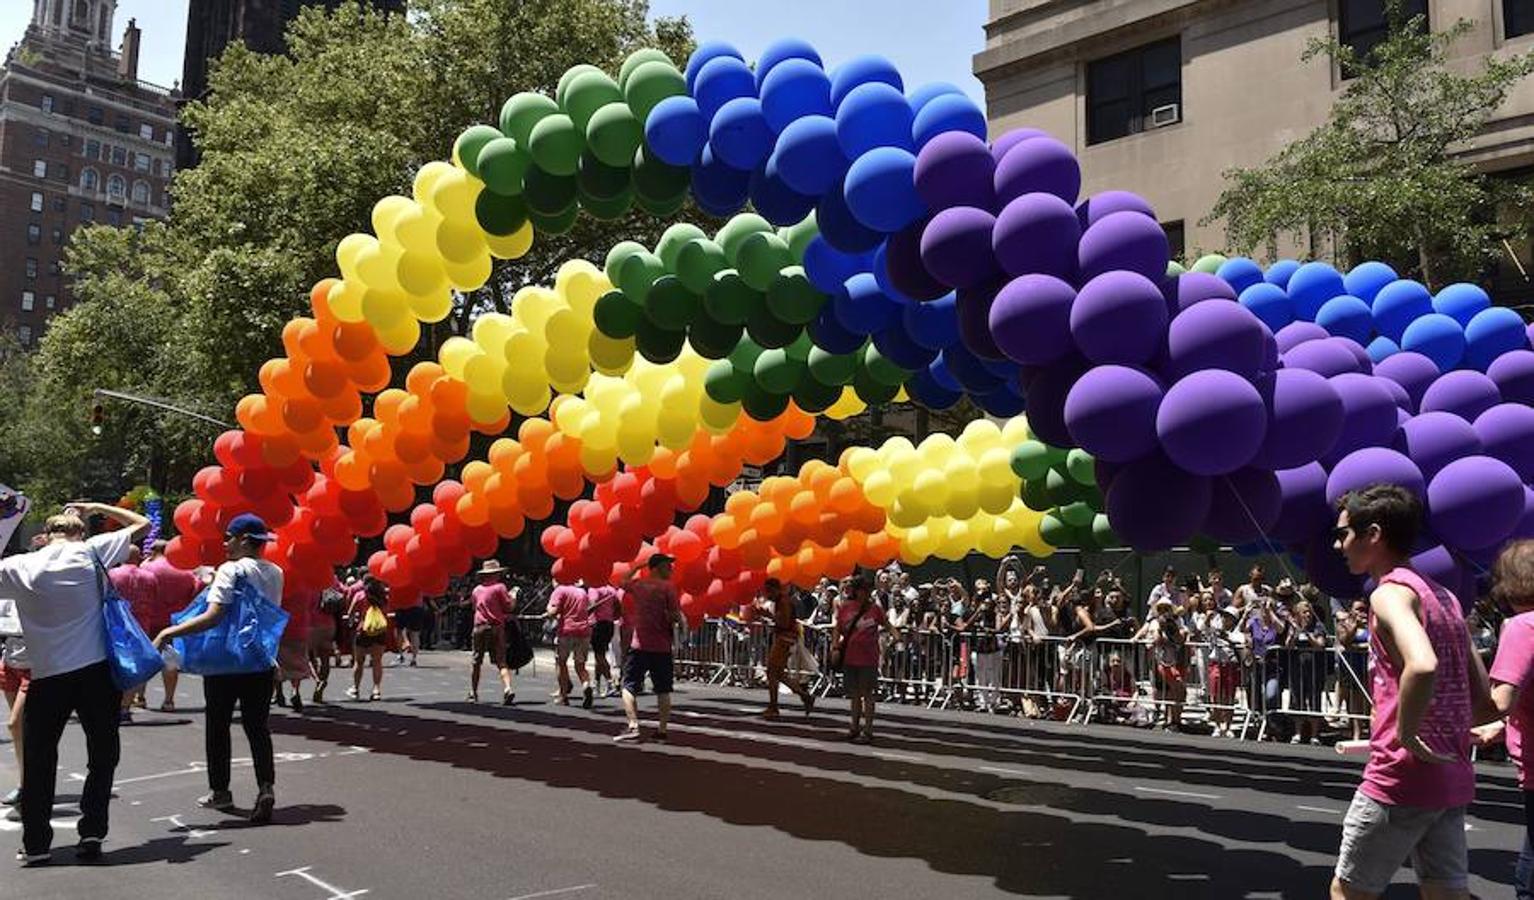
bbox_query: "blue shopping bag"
[172,573,289,676]
[94,552,164,691]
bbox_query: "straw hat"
[477,560,507,576]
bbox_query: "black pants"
[21,661,121,854]
[203,670,275,793]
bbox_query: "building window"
[44,295,55,310]
[32,159,46,178]
[47,261,59,276]
[106,210,121,227]
[1508,0,1534,39]
[51,197,65,212]
[39,94,54,114]
[81,168,99,192]
[110,146,126,166]
[33,128,48,147]
[29,192,43,213]
[115,114,130,134]
[1087,37,1183,145]
[87,106,103,125]
[24,259,37,279]
[21,292,34,312]
[1162,221,1186,264]
[1340,0,1429,70]
[131,180,150,205]
[51,163,68,182]
[133,152,150,172]
[80,202,94,221]
[60,134,70,148]
[51,228,63,245]
[85,139,100,160]
[26,224,40,245]
[139,123,154,141]
[18,326,32,347]
[107,174,125,199]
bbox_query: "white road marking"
[870,751,920,762]
[979,765,1032,778]
[0,816,78,833]
[1133,786,1220,800]
[506,885,597,900]
[1295,805,1342,815]
[150,814,216,839]
[275,865,370,899]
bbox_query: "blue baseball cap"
[225,513,275,543]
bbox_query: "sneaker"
[800,692,815,716]
[1,787,18,807]
[466,692,479,703]
[197,790,235,812]
[157,700,176,713]
[273,691,288,708]
[15,848,50,866]
[408,657,417,668]
[250,784,275,825]
[117,709,133,725]
[760,708,781,720]
[369,688,381,702]
[502,690,515,707]
[856,732,874,745]
[344,687,359,701]
[75,838,102,862]
[312,682,325,704]
[1289,734,1301,744]
[604,687,622,698]
[395,654,406,667]
[652,730,668,743]
[556,696,570,706]
[581,686,594,709]
[843,730,861,742]
[290,693,303,714]
[132,694,147,709]
[613,728,643,744]
[1309,737,1322,746]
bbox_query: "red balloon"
[432,480,466,510]
[409,503,438,531]
[384,524,413,554]
[670,530,704,563]
[164,536,200,570]
[238,467,278,500]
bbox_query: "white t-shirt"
[0,529,136,679]
[207,556,284,609]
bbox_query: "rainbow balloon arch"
[169,38,1534,620]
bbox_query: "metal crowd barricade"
[1077,637,1252,732]
[925,633,1084,721]
[1249,644,1372,742]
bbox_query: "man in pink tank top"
[1330,484,1491,899]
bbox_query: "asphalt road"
[0,652,1523,899]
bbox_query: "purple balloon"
[1252,368,1345,470]
[913,131,996,212]
[1077,211,1170,284]
[1163,271,1238,315]
[955,282,1007,360]
[1064,365,1164,463]
[1337,336,1374,373]
[1326,447,1426,509]
[1410,545,1475,612]
[993,136,1080,206]
[1075,191,1155,231]
[883,220,949,301]
[1157,370,1267,476]
[992,193,1080,280]
[990,128,1046,163]
[1166,299,1267,380]
[1428,455,1525,551]
[1393,411,1483,481]
[1283,336,1368,378]
[1327,373,1402,463]
[1514,488,1534,541]
[990,274,1076,366]
[1022,356,1088,447]
[1379,377,1411,411]
[1374,351,1440,412]
[1474,403,1534,481]
[1202,467,1282,544]
[1271,463,1331,543]
[1420,370,1502,422]
[1275,321,1329,354]
[919,206,998,290]
[1488,349,1534,405]
[1104,452,1213,551]
[1069,271,1168,366]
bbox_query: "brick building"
[1,0,176,347]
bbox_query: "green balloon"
[499,93,558,147]
[454,124,503,180]
[688,314,744,359]
[623,59,687,122]
[585,102,642,168]
[474,190,528,236]
[528,204,579,236]
[704,360,748,404]
[745,304,801,349]
[736,231,793,292]
[778,214,819,262]
[676,238,727,294]
[579,188,633,221]
[1165,260,1187,278]
[604,241,648,286]
[1092,513,1117,548]
[563,70,624,133]
[792,376,841,413]
[619,48,674,91]
[853,365,900,404]
[1070,521,1099,552]
[593,289,643,339]
[704,269,760,326]
[716,213,774,265]
[1065,448,1096,486]
[616,250,666,305]
[740,379,792,420]
[643,275,700,331]
[1021,478,1051,512]
[727,336,765,373]
[1044,468,1076,507]
[555,65,604,107]
[753,348,804,394]
[784,331,814,362]
[862,343,911,387]
[656,223,708,273]
[476,137,530,196]
[807,346,857,386]
[528,113,583,177]
[634,315,686,364]
[1039,513,1070,548]
[577,151,630,201]
[765,267,824,325]
[1060,500,1095,528]
[1010,440,1051,481]
[637,192,687,217]
[632,145,691,204]
[1191,253,1227,275]
[1043,444,1069,468]
[522,165,577,215]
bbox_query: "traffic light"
[90,402,103,436]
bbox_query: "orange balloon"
[393,430,432,464]
[346,353,392,392]
[487,438,522,470]
[376,478,415,513]
[406,457,445,486]
[788,490,818,525]
[456,491,491,526]
[489,504,525,538]
[829,477,864,513]
[406,362,445,395]
[373,389,408,423]
[333,453,371,491]
[294,425,338,457]
[281,396,325,434]
[333,322,378,362]
[461,460,493,493]
[260,432,303,468]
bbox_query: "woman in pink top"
[1480,540,1534,899]
[834,572,900,745]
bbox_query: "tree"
[1203,1,1534,288]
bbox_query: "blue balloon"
[770,115,847,197]
[927,353,964,392]
[690,145,750,216]
[907,82,965,116]
[815,172,884,253]
[834,82,914,158]
[708,97,772,170]
[829,54,903,108]
[754,38,821,90]
[759,58,833,133]
[685,41,744,93]
[832,273,901,336]
[1286,261,1346,321]
[902,292,959,351]
[644,95,707,166]
[843,147,925,233]
[1434,282,1492,327]
[911,92,987,150]
[802,236,873,294]
[748,157,816,226]
[1239,282,1294,332]
[907,366,963,409]
[1464,306,1528,371]
[1401,312,1466,371]
[1367,335,1400,363]
[1315,294,1374,344]
[1216,257,1265,295]
[872,318,938,370]
[1372,279,1434,343]
[808,304,867,355]
[939,344,1003,393]
[976,382,1026,417]
[694,56,756,121]
[1264,259,1301,289]
[1345,261,1398,304]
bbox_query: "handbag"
[828,602,871,672]
[94,551,164,691]
[504,616,534,671]
[172,572,289,676]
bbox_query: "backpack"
[360,605,389,637]
[319,587,343,614]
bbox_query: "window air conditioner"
[1149,103,1181,128]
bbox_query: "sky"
[0,1,986,99]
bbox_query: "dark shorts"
[394,606,426,632]
[472,623,506,667]
[355,632,387,650]
[843,665,878,697]
[591,620,615,654]
[623,650,673,696]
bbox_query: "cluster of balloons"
[1010,441,1114,551]
[173,430,307,567]
[843,418,1031,526]
[619,517,758,623]
[703,333,909,420]
[368,480,500,606]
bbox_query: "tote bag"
[94,552,164,691]
[172,574,289,676]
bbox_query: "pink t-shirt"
[109,563,160,626]
[1490,610,1534,789]
[547,584,593,637]
[837,601,886,669]
[587,586,619,624]
[143,556,200,623]
[1361,567,1474,809]
[625,580,680,653]
[281,587,315,639]
[472,583,511,628]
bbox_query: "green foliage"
[1203,1,1534,287]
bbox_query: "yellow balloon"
[845,447,878,481]
[911,468,949,514]
[465,390,506,425]
[442,252,492,292]
[335,233,376,279]
[439,337,480,380]
[360,287,411,329]
[371,195,415,243]
[397,251,448,298]
[436,220,487,266]
[327,279,365,323]
[862,469,896,507]
[375,317,421,356]
[412,161,456,206]
[978,446,1015,488]
[485,221,534,259]
[588,331,635,375]
[409,287,454,324]
[471,314,517,355]
[978,479,1016,516]
[697,395,741,432]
